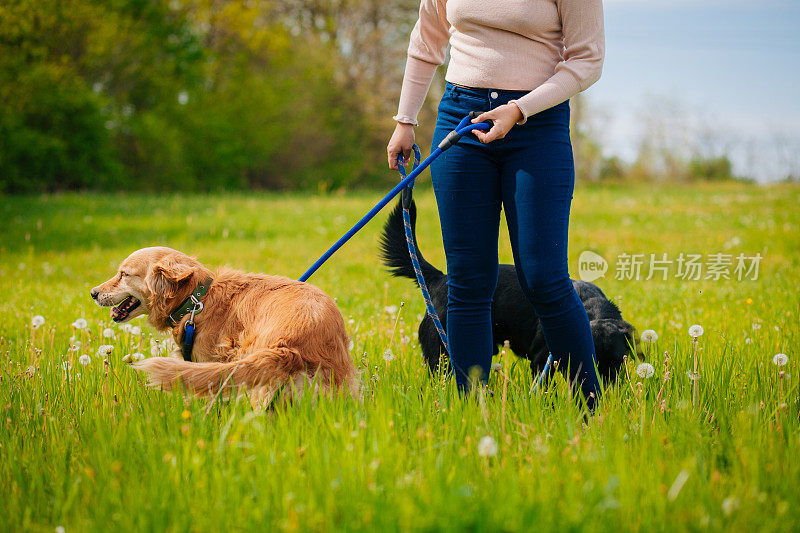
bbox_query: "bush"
[0,62,121,193]
[687,155,737,182]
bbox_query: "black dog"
[379,199,638,382]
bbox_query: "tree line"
[0,0,745,193]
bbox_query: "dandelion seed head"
[98,344,114,356]
[382,348,395,362]
[477,435,498,458]
[122,354,132,363]
[31,315,45,328]
[636,362,655,379]
[772,353,788,366]
[72,318,88,330]
[78,354,91,366]
[102,328,115,338]
[383,305,399,315]
[151,341,163,356]
[640,329,658,343]
[688,324,704,338]
[491,362,502,372]
[121,324,132,333]
[130,326,141,336]
[721,496,739,516]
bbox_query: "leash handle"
[437,111,493,151]
[468,110,494,130]
[395,144,422,179]
[397,145,422,210]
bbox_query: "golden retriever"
[91,247,359,409]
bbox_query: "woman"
[387,0,604,407]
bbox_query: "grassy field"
[1,182,798,531]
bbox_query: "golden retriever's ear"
[153,255,194,283]
[147,254,195,302]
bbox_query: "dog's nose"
[91,289,99,300]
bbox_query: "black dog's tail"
[378,198,444,285]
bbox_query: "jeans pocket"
[446,84,488,104]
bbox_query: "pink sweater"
[394,0,605,125]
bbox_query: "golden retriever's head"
[91,247,213,329]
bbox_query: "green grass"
[1,182,798,531]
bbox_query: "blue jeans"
[431,82,600,406]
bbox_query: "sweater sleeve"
[511,0,605,123]
[393,1,451,125]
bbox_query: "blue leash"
[531,353,554,394]
[298,111,553,392]
[298,112,490,283]
[397,145,450,355]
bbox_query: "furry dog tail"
[134,346,358,401]
[378,198,444,284]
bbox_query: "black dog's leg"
[526,332,551,376]
[419,314,448,372]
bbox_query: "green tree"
[0,0,378,192]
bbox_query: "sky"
[582,0,800,181]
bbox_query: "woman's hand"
[471,103,525,144]
[387,122,416,170]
